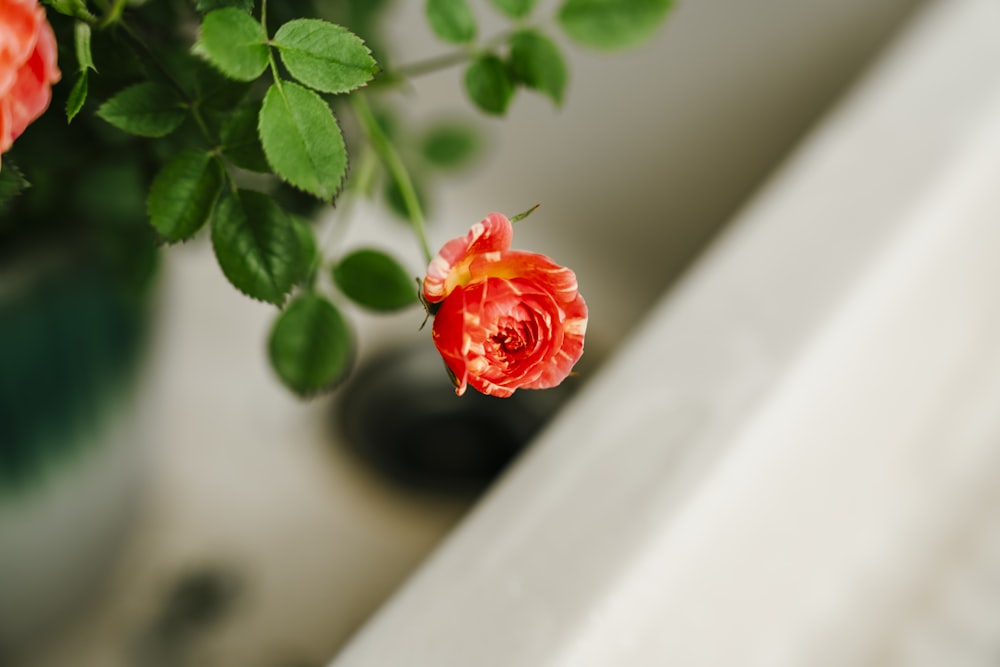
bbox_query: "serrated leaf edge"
[210,190,302,306]
[257,80,350,202]
[272,19,380,95]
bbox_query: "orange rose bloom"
[424,212,588,397]
[0,0,60,165]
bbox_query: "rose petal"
[432,276,580,397]
[472,281,559,388]
[0,0,59,157]
[4,22,57,145]
[0,0,42,96]
[466,250,581,308]
[423,212,513,303]
[519,292,587,390]
[431,285,470,395]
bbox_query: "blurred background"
[0,0,949,665]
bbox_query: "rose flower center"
[487,318,536,366]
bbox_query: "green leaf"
[289,214,318,285]
[332,249,418,312]
[96,82,186,138]
[194,8,269,81]
[269,293,354,396]
[557,0,673,50]
[464,55,514,115]
[74,21,95,72]
[0,163,29,215]
[489,0,536,18]
[65,72,88,123]
[211,189,306,305]
[273,19,379,94]
[147,150,224,242]
[45,0,95,20]
[426,0,476,44]
[196,0,253,12]
[509,30,568,106]
[221,102,270,172]
[195,62,252,110]
[258,80,347,201]
[420,122,480,169]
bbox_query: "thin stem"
[387,29,514,81]
[350,94,433,264]
[260,0,285,91]
[392,48,475,79]
[510,203,540,223]
[314,147,375,264]
[97,0,127,28]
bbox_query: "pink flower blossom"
[0,0,60,166]
[424,212,588,397]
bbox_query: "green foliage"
[194,8,270,81]
[211,190,307,305]
[426,0,477,44]
[289,215,318,285]
[258,81,348,201]
[194,63,252,111]
[332,249,418,311]
[327,0,392,63]
[10,0,676,400]
[557,0,673,50]
[196,0,254,12]
[67,23,94,122]
[44,0,94,20]
[509,30,568,106]
[221,102,270,172]
[96,83,186,138]
[74,21,96,72]
[420,123,481,169]
[489,0,537,19]
[464,54,515,115]
[65,73,88,123]
[147,150,223,242]
[268,293,354,396]
[273,19,379,94]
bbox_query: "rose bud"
[0,0,61,167]
[423,212,587,397]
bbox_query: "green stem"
[387,30,514,81]
[350,94,433,264]
[314,147,374,267]
[391,48,475,79]
[260,0,285,91]
[97,0,127,28]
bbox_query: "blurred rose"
[424,212,587,397]
[0,0,60,165]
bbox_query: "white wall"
[331,1,1000,664]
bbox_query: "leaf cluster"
[4,0,674,398]
[423,0,673,115]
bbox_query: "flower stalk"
[350,93,433,265]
